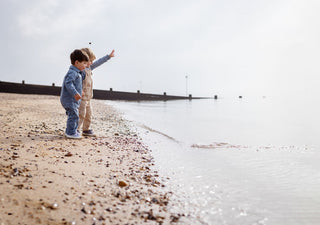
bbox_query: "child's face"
[87,61,93,67]
[74,60,88,71]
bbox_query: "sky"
[1,0,320,98]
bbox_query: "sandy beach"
[0,93,182,225]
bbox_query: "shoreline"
[0,93,182,224]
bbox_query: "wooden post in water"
[163,92,167,101]
[137,90,140,100]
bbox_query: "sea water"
[107,96,320,225]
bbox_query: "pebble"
[65,152,73,157]
[118,181,128,187]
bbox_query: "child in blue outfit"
[60,49,89,139]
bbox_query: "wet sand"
[0,93,182,225]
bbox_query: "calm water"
[107,96,320,225]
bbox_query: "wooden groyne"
[0,81,207,101]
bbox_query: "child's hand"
[74,93,81,101]
[109,50,115,58]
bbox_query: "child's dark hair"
[70,49,89,65]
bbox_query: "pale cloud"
[18,0,105,38]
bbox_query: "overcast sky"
[1,0,320,97]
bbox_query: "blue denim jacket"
[60,65,85,108]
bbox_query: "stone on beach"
[118,180,128,187]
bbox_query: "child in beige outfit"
[79,48,115,136]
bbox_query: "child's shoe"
[82,130,96,137]
[65,132,82,139]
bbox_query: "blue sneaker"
[65,132,82,139]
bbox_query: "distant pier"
[0,81,209,101]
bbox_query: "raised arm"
[91,49,115,70]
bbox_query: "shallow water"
[107,96,320,225]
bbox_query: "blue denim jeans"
[64,106,79,135]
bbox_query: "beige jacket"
[81,54,111,100]
[82,69,93,101]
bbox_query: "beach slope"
[0,93,180,225]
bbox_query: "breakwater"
[0,81,207,101]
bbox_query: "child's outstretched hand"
[74,93,81,101]
[109,50,115,58]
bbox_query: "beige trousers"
[78,100,92,131]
